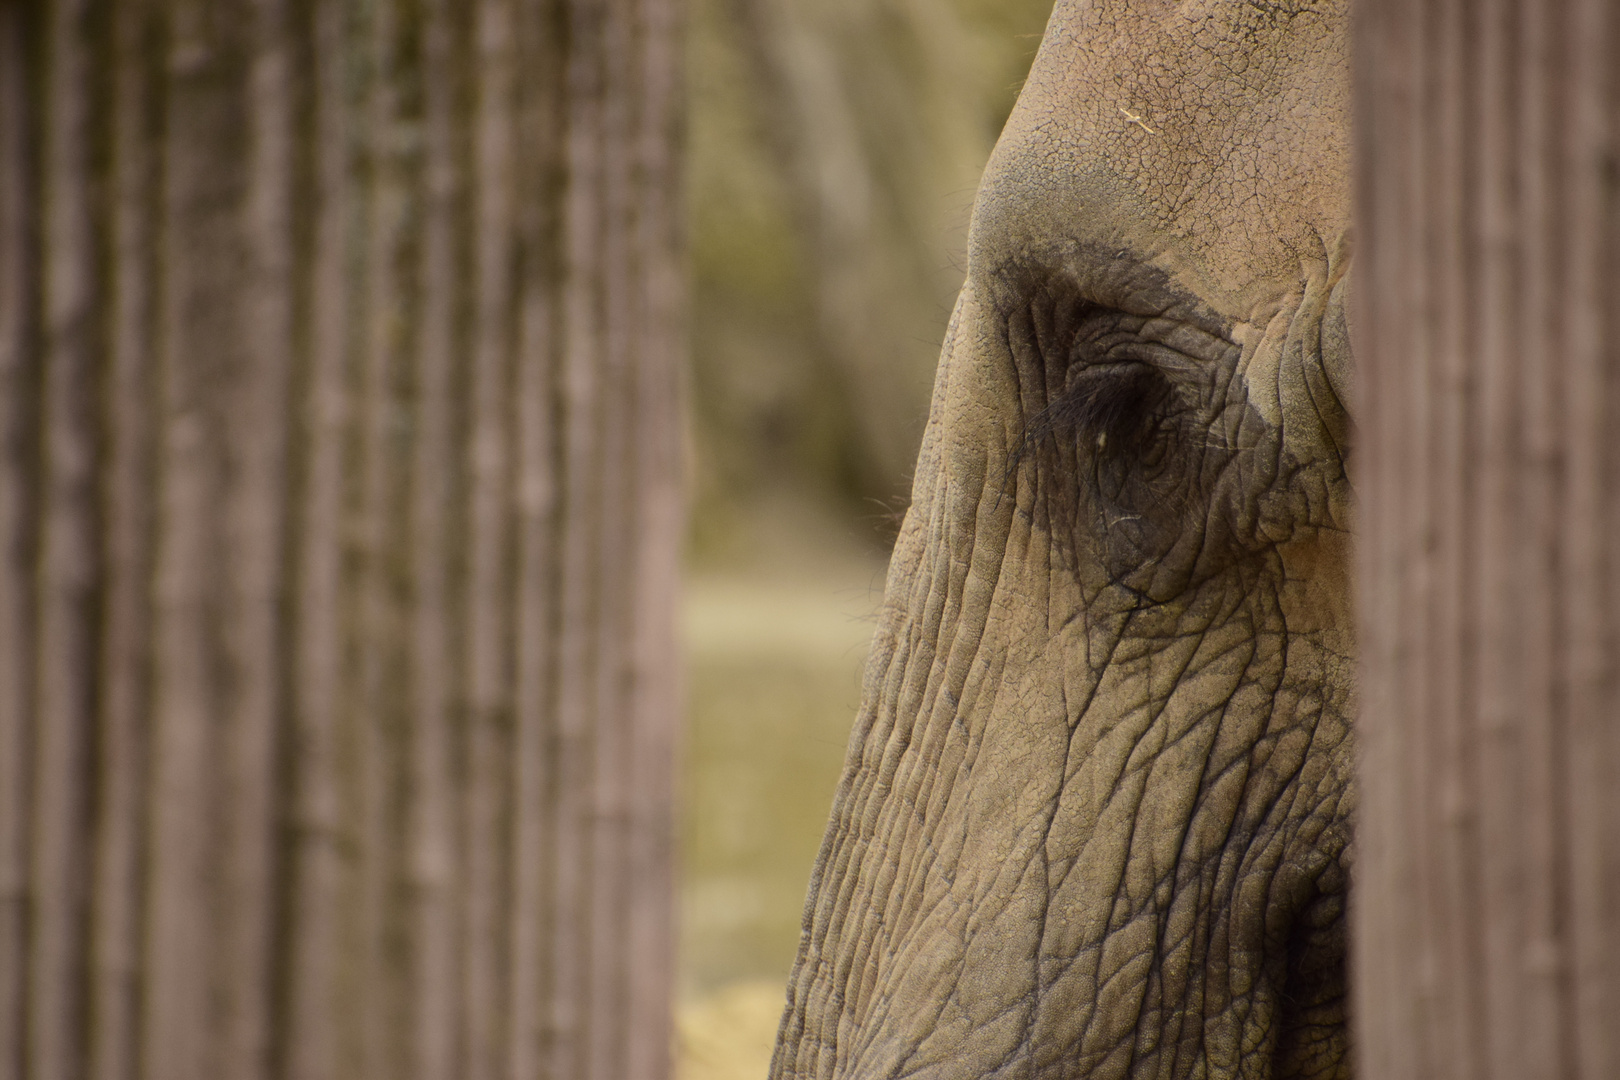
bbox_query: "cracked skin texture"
[771,2,1354,1079]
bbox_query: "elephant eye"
[1011,302,1191,490]
[1026,358,1174,464]
[991,256,1280,600]
[1001,291,1240,597]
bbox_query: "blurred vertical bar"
[283,0,348,1074]
[0,5,37,1079]
[588,0,634,1072]
[1357,0,1620,1077]
[352,0,413,1072]
[145,2,247,1077]
[89,1,158,1077]
[224,0,292,1072]
[464,1,517,1077]
[32,1,100,1079]
[548,0,602,1075]
[0,0,684,1077]
[506,0,565,1074]
[32,2,102,1080]
[410,0,462,1074]
[627,0,683,1071]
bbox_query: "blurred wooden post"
[0,0,683,1077]
[1356,0,1620,1077]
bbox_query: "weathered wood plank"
[1357,0,1620,1076]
[0,2,682,1077]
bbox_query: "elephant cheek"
[837,634,1077,1077]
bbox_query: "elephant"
[771,1,1354,1078]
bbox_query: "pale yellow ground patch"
[677,569,879,992]
[677,521,887,1070]
[676,978,790,1080]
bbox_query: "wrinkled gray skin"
[772,2,1354,1079]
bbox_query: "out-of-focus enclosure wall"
[676,1,1053,1076]
[0,2,681,1079]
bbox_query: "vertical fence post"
[0,2,683,1078]
[1356,0,1620,1077]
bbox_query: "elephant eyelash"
[1020,360,1176,463]
[1005,303,1186,491]
[1003,352,1189,554]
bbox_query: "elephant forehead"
[973,0,1349,314]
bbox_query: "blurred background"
[676,0,1054,1075]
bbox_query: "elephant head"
[772,2,1354,1078]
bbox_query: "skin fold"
[771,2,1354,1078]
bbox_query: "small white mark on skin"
[1118,105,1158,134]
